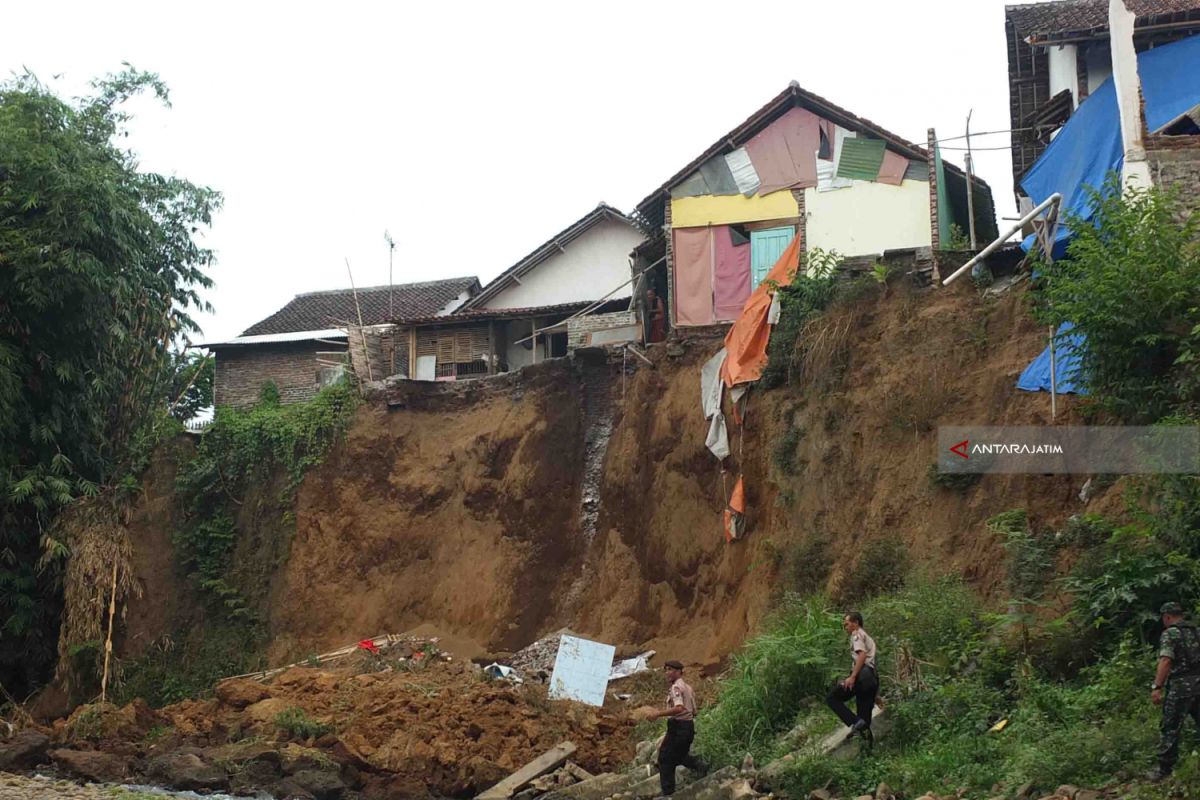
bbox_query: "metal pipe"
[942,193,1062,286]
[1048,325,1058,421]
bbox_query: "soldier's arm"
[1154,656,1172,689]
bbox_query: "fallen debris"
[477,740,577,799]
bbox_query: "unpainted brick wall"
[1149,139,1200,218]
[348,325,408,383]
[567,311,637,349]
[213,342,334,408]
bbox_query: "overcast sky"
[9,0,1026,342]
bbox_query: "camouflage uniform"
[1156,621,1200,774]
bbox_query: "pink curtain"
[673,228,715,326]
[745,106,822,194]
[712,226,751,321]
[877,149,909,186]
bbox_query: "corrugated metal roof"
[197,328,349,348]
[836,137,887,181]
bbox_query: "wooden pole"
[965,110,978,250]
[100,559,118,704]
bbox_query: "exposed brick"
[214,342,345,408]
[1149,139,1200,218]
[567,311,637,349]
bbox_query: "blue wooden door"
[750,226,796,289]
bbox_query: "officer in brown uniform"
[826,611,879,745]
[644,660,706,795]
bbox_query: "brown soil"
[100,277,1122,794]
[50,658,635,798]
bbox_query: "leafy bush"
[760,249,842,389]
[115,625,266,708]
[772,426,803,476]
[836,536,909,604]
[275,707,331,740]
[174,381,356,616]
[780,534,832,596]
[1031,177,1200,421]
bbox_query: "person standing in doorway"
[646,287,666,344]
[1149,601,1200,781]
[826,611,879,745]
[644,659,705,795]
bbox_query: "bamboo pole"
[100,559,118,704]
[346,258,374,383]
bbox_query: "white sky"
[9,0,1025,342]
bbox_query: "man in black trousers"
[645,659,705,795]
[826,611,879,745]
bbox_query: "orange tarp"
[718,235,801,387]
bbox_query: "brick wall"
[214,341,342,408]
[1148,138,1200,218]
[567,310,638,349]
[347,325,408,383]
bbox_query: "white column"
[1110,0,1153,190]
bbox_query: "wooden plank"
[476,741,577,799]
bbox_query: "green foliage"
[836,536,909,605]
[114,626,267,708]
[173,382,356,616]
[780,534,833,596]
[0,67,220,694]
[989,510,1056,600]
[760,249,842,389]
[275,706,332,740]
[926,463,981,491]
[946,223,972,251]
[167,351,214,422]
[772,426,803,476]
[1031,177,1200,421]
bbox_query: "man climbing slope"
[641,659,705,795]
[826,611,878,745]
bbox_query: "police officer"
[1150,601,1200,781]
[644,660,706,795]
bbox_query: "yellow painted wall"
[803,180,932,257]
[670,191,800,228]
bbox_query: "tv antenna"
[384,230,396,318]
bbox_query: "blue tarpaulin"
[1020,33,1200,244]
[1017,322,1088,395]
[1015,34,1200,395]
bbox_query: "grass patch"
[927,463,981,491]
[275,706,332,740]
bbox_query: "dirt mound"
[49,659,635,798]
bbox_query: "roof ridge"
[295,276,478,298]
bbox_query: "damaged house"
[1005,0,1200,204]
[203,277,479,407]
[352,203,646,382]
[631,81,997,331]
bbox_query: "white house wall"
[1047,44,1080,107]
[479,218,645,310]
[1086,45,1114,95]
[803,180,932,258]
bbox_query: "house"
[353,204,647,381]
[1005,0,1200,200]
[631,82,997,331]
[203,277,479,407]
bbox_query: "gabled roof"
[242,277,481,336]
[1006,0,1200,43]
[458,203,639,311]
[632,81,981,231]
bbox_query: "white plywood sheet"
[548,635,615,707]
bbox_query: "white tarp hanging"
[701,349,730,459]
[706,413,730,460]
[725,147,761,196]
[701,349,727,419]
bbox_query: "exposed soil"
[93,276,1123,796]
[34,657,635,799]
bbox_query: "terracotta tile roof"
[1006,0,1200,40]
[394,301,596,327]
[241,277,481,336]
